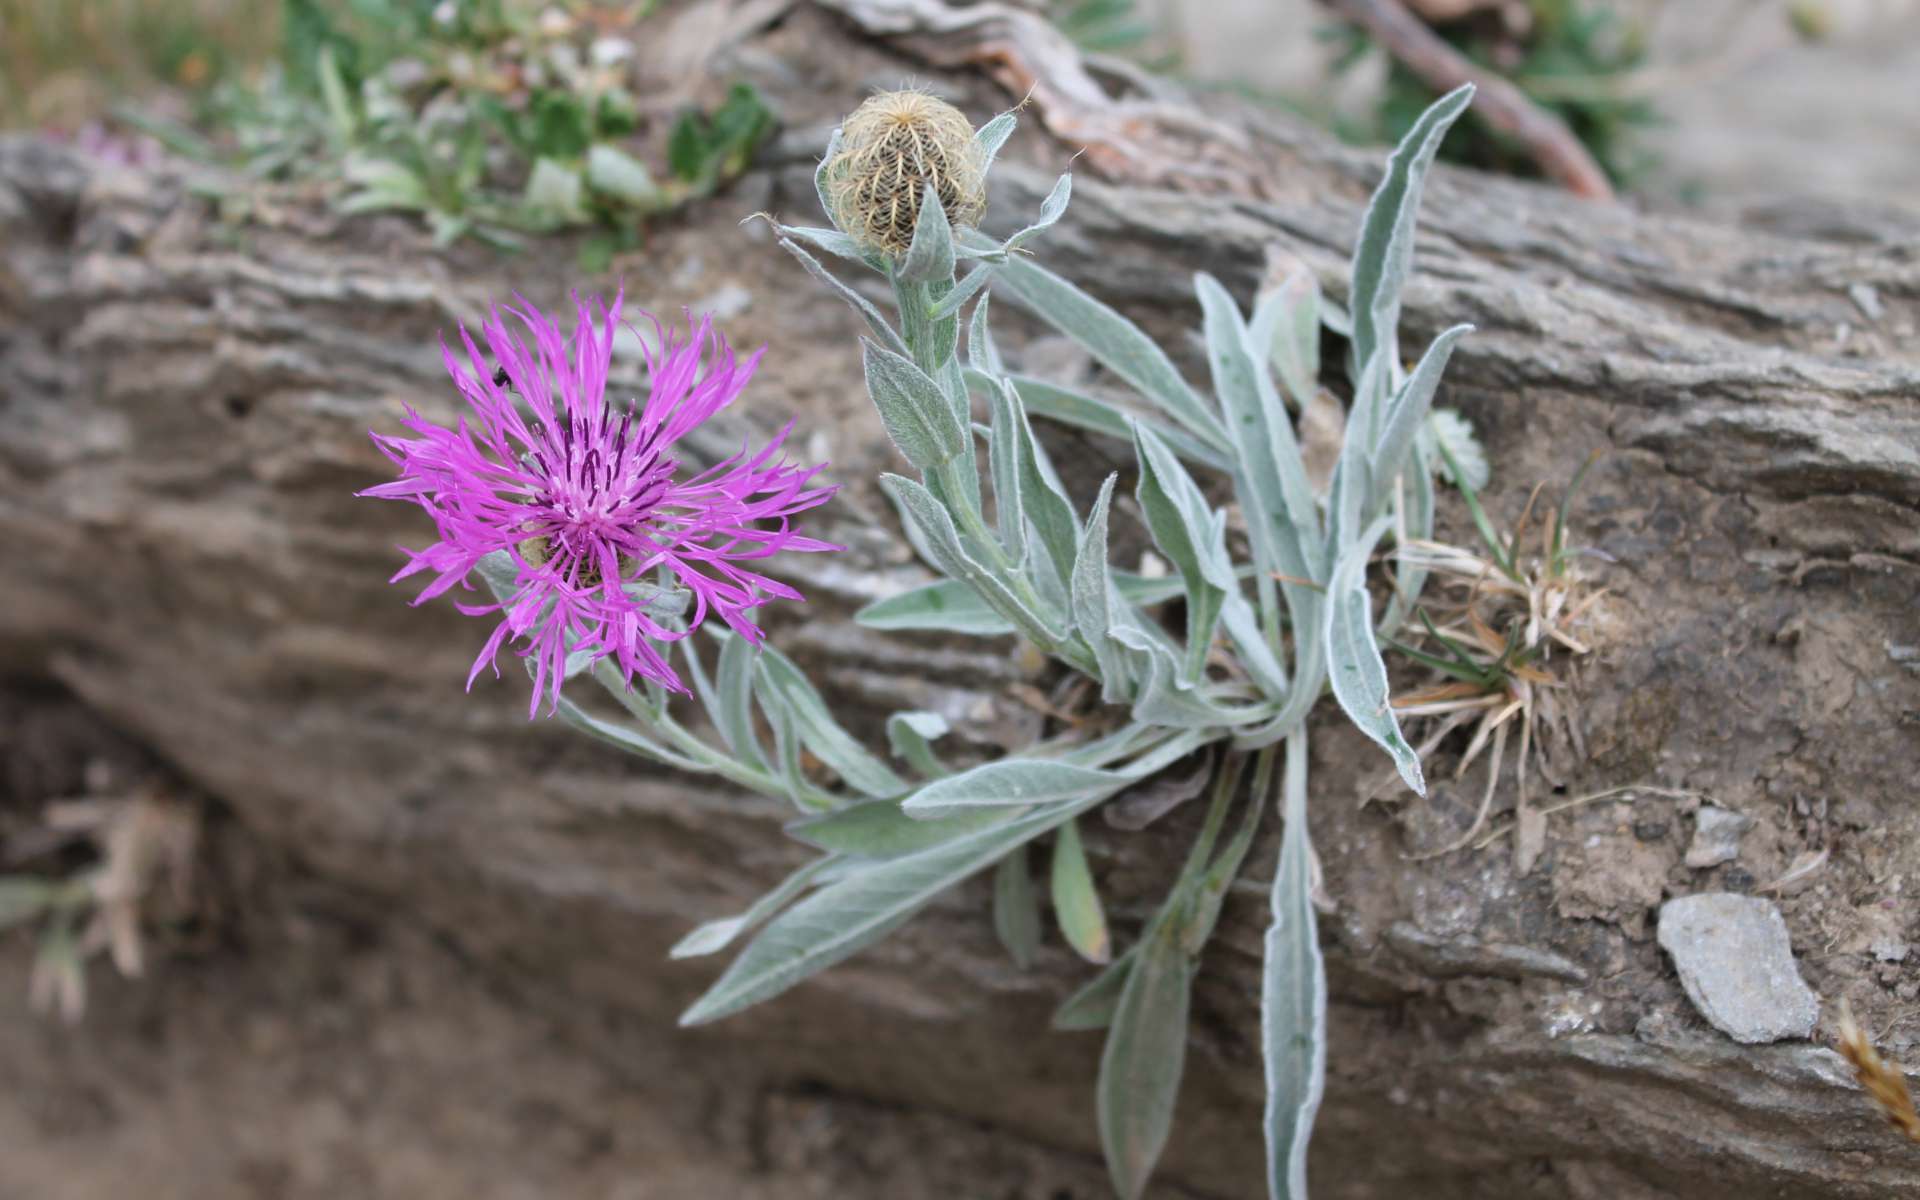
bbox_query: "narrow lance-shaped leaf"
[997,257,1231,451]
[1263,730,1325,1200]
[1052,945,1140,1031]
[1097,911,1195,1200]
[715,631,769,770]
[974,109,1017,170]
[993,845,1042,969]
[886,711,950,778]
[879,474,1064,647]
[987,380,1029,558]
[1008,381,1081,587]
[679,790,1112,1025]
[985,371,1234,472]
[757,645,908,798]
[788,800,1004,858]
[1347,83,1475,380]
[898,184,956,284]
[1131,421,1231,684]
[1251,265,1322,411]
[814,124,842,219]
[1324,516,1425,796]
[862,339,969,472]
[1004,172,1072,251]
[902,758,1132,819]
[1051,816,1111,963]
[779,238,909,357]
[966,290,1004,375]
[1072,475,1134,701]
[671,855,836,959]
[1369,323,1472,509]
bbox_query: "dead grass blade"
[1837,998,1920,1145]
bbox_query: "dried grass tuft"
[1837,999,1920,1146]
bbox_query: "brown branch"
[1326,0,1617,202]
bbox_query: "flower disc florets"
[363,291,838,714]
[824,89,986,258]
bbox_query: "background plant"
[110,0,773,257]
[459,83,1486,1198]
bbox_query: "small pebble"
[1658,893,1819,1044]
[1685,805,1752,869]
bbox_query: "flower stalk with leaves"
[366,82,1484,1200]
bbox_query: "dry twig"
[1322,0,1615,200]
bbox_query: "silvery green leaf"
[1220,588,1288,698]
[987,382,1029,558]
[974,109,1017,170]
[788,800,1004,858]
[997,257,1230,451]
[931,263,997,321]
[857,579,1016,636]
[671,855,836,959]
[863,339,969,471]
[0,878,55,932]
[1264,731,1325,1200]
[763,683,810,807]
[679,791,1108,1025]
[1051,945,1139,1031]
[815,125,842,222]
[1381,438,1436,638]
[966,291,1004,375]
[555,695,706,771]
[780,238,908,357]
[1324,517,1425,796]
[886,710,950,778]
[880,474,973,580]
[716,631,769,769]
[1370,324,1472,500]
[776,223,869,263]
[1132,422,1231,683]
[1192,273,1321,588]
[1427,407,1489,490]
[993,844,1042,969]
[1347,83,1474,380]
[1004,173,1071,251]
[757,645,908,799]
[1012,388,1081,588]
[880,475,1065,647]
[987,371,1233,472]
[1130,647,1267,729]
[1051,816,1111,963]
[586,144,658,205]
[902,758,1132,818]
[899,184,956,283]
[1097,912,1194,1200]
[681,637,722,729]
[1251,266,1321,411]
[1073,476,1134,702]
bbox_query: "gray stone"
[1685,806,1754,869]
[1658,894,1820,1044]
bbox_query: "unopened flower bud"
[824,90,986,258]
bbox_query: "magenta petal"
[361,293,838,716]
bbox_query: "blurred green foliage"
[6,0,776,255]
[1328,0,1658,187]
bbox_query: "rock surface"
[1658,893,1821,1044]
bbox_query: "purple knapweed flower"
[362,291,839,714]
